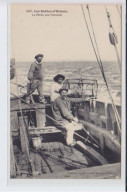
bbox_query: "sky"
[10,4,122,62]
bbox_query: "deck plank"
[33,163,121,179]
[41,142,56,173]
[40,141,88,172]
[29,151,50,175]
[41,142,72,172]
[48,142,69,172]
[58,142,85,170]
[71,146,89,167]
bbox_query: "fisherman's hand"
[85,97,90,101]
[73,117,78,123]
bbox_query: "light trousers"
[64,121,83,145]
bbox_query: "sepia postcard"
[4,0,126,191]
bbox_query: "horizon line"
[11,59,118,63]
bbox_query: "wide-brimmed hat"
[53,74,65,82]
[59,87,68,93]
[35,54,43,59]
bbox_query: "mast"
[81,4,121,133]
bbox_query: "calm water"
[10,61,121,105]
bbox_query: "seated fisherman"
[25,54,45,104]
[51,87,84,146]
[50,74,65,102]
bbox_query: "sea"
[10,61,121,105]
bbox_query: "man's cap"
[35,54,44,59]
[53,74,65,82]
[59,87,68,93]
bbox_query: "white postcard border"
[0,0,126,191]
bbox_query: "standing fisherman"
[25,54,45,104]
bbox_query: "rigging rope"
[11,53,33,174]
[86,4,121,124]
[116,5,122,18]
[105,5,121,72]
[14,63,32,160]
[86,5,105,74]
[81,5,121,132]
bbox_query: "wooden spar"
[10,111,19,131]
[19,116,30,154]
[19,116,36,175]
[19,116,52,175]
[76,141,108,165]
[79,120,121,155]
[10,112,19,177]
[10,135,16,177]
[32,148,53,173]
[36,107,46,128]
[99,133,105,154]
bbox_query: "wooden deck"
[10,101,46,112]
[10,96,121,179]
[14,141,95,178]
[14,139,120,179]
[34,162,121,179]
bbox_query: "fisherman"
[52,87,83,146]
[25,54,45,103]
[50,74,65,102]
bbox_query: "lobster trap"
[64,79,98,98]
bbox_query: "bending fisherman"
[25,54,45,104]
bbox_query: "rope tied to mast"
[105,5,121,72]
[109,28,118,46]
[81,4,121,133]
[105,6,118,46]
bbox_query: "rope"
[82,126,99,145]
[116,5,122,18]
[10,82,24,88]
[10,81,28,95]
[10,81,35,125]
[114,44,121,71]
[105,5,121,72]
[86,5,105,74]
[74,132,99,148]
[86,5,121,124]
[81,5,103,74]
[30,148,53,173]
[14,63,33,174]
[11,92,99,148]
[81,5,121,132]
[11,16,33,174]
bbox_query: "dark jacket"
[52,96,87,126]
[52,96,74,125]
[27,61,43,81]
